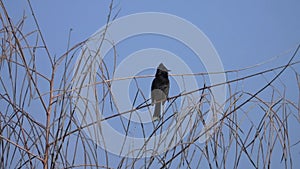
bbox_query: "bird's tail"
[153,103,161,121]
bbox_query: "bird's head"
[156,63,170,77]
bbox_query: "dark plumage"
[151,63,170,121]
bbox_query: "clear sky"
[8,1,300,67]
[4,1,300,168]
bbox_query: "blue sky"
[8,1,300,66]
[5,1,300,168]
[9,1,300,97]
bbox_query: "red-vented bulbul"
[151,63,170,121]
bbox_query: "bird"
[151,63,170,121]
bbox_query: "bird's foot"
[152,116,160,122]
